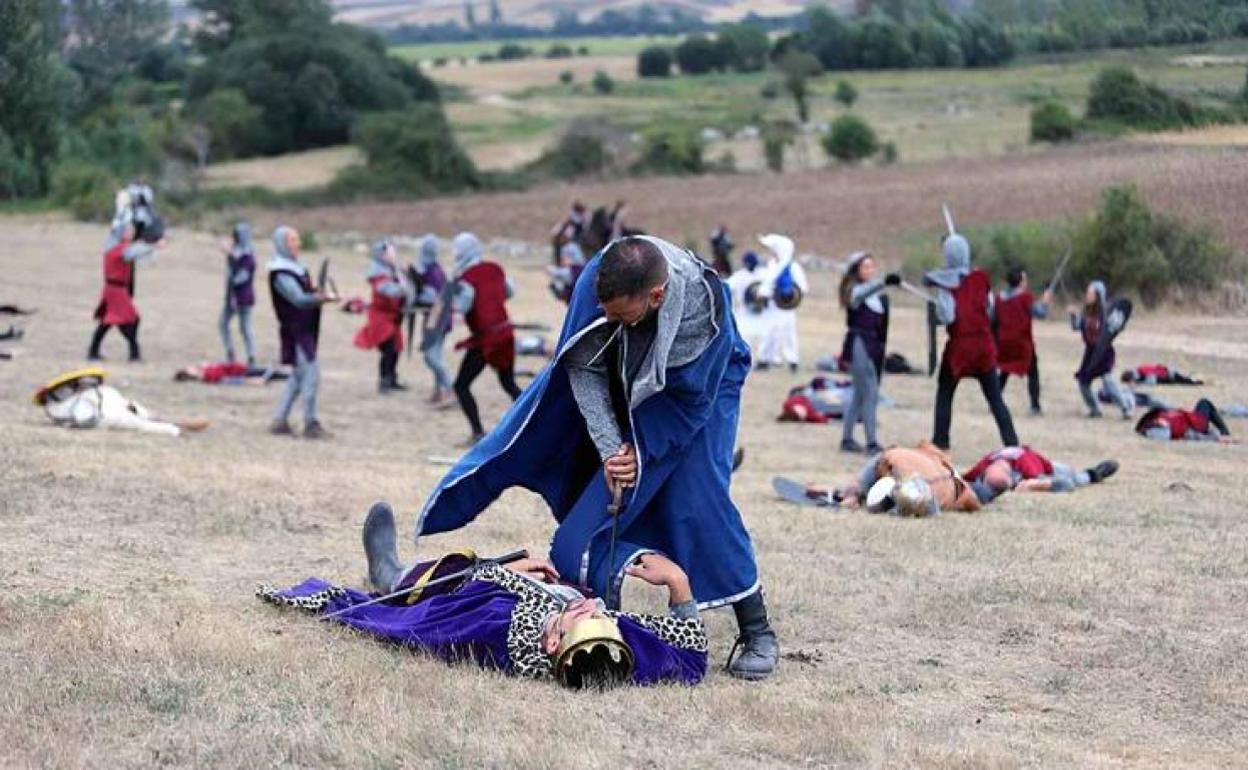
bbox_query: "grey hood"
[576,236,721,410]
[232,222,253,256]
[452,232,483,277]
[268,225,306,275]
[367,239,393,279]
[924,234,972,290]
[418,234,440,269]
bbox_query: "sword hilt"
[607,485,624,517]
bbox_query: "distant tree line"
[385,4,797,46]
[0,0,473,208]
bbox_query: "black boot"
[363,502,403,593]
[727,589,779,681]
[1087,460,1119,484]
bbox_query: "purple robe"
[228,252,256,308]
[259,565,708,686]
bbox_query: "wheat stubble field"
[2,146,1248,768]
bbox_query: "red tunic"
[94,241,139,325]
[455,262,514,370]
[944,269,997,379]
[994,290,1035,376]
[353,274,404,353]
[1136,408,1209,439]
[964,446,1054,482]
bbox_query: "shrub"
[592,70,615,95]
[190,88,262,162]
[822,114,879,163]
[637,46,673,78]
[546,44,574,59]
[880,141,898,164]
[834,80,858,108]
[1085,67,1200,131]
[496,43,532,61]
[1030,100,1077,143]
[761,121,796,173]
[51,162,118,221]
[1071,185,1235,307]
[634,126,704,175]
[559,70,573,85]
[537,130,610,179]
[759,81,780,100]
[716,23,769,72]
[330,104,477,199]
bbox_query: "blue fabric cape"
[417,254,759,609]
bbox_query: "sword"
[898,280,935,304]
[321,549,529,620]
[316,257,329,293]
[1046,246,1073,296]
[942,203,957,237]
[606,484,623,606]
[404,263,423,360]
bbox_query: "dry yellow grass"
[2,208,1247,768]
[201,146,362,192]
[431,55,640,95]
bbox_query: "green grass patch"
[391,35,680,63]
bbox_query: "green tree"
[67,0,170,109]
[822,114,880,163]
[716,23,769,72]
[675,35,724,75]
[638,46,673,78]
[0,0,78,197]
[834,79,858,108]
[778,49,822,124]
[190,88,261,161]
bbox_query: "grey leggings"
[220,303,256,363]
[421,332,453,391]
[842,337,880,446]
[274,347,319,425]
[1079,370,1131,417]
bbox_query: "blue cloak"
[417,253,759,609]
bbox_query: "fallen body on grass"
[258,503,707,689]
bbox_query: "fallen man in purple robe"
[257,503,708,688]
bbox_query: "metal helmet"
[554,615,635,690]
[895,475,936,518]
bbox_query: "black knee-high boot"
[727,589,779,681]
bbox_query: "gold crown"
[33,367,107,405]
[554,615,634,689]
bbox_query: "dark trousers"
[379,337,399,384]
[454,348,521,436]
[88,321,140,360]
[1195,398,1230,436]
[998,354,1042,412]
[932,359,1019,450]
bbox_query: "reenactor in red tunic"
[924,232,1018,450]
[88,221,161,361]
[994,267,1052,416]
[448,233,521,443]
[353,240,414,394]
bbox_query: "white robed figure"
[755,234,808,371]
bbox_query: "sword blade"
[321,549,529,619]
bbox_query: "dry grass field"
[2,148,1248,767]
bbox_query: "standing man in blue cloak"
[407,235,778,680]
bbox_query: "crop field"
[2,204,1247,766]
[416,40,1248,171]
[390,35,681,63]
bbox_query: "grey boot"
[363,502,403,593]
[727,589,779,681]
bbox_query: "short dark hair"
[595,237,668,302]
[1006,266,1025,288]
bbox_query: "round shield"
[33,367,106,405]
[774,285,803,310]
[743,281,768,314]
